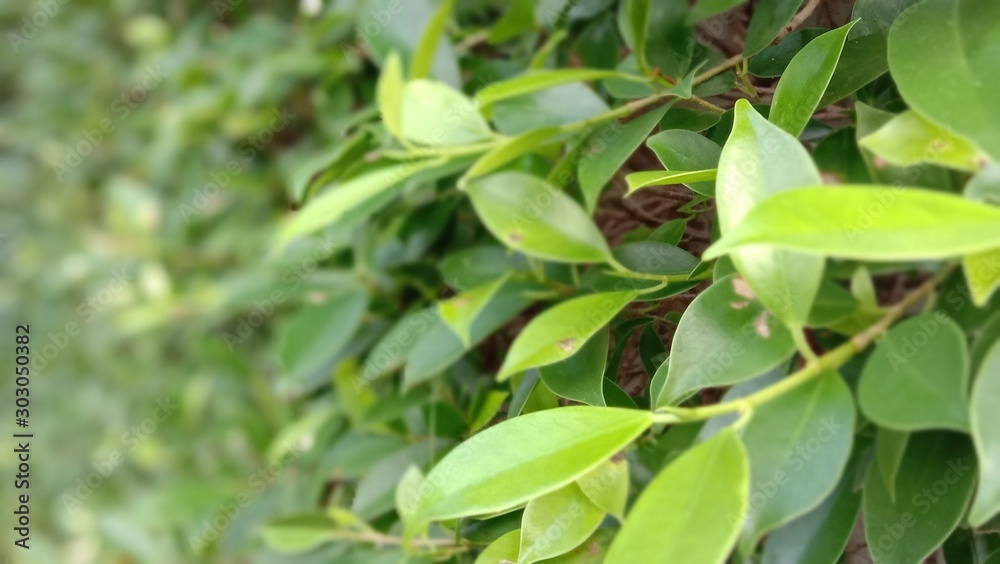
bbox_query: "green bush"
[6,0,1000,562]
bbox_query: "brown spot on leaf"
[873,156,888,169]
[587,541,602,555]
[508,232,524,243]
[730,300,750,309]
[732,277,756,300]
[754,311,772,338]
[557,338,576,352]
[611,451,626,464]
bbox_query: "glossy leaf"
[475,529,521,564]
[647,129,722,196]
[476,69,645,107]
[518,482,605,563]
[578,104,670,212]
[860,110,986,172]
[605,429,749,564]
[963,249,1000,307]
[280,290,368,382]
[859,314,970,432]
[625,169,717,195]
[498,291,637,381]
[769,22,855,137]
[576,455,629,520]
[970,341,1000,526]
[410,406,653,524]
[738,372,856,553]
[705,186,1000,261]
[715,100,824,328]
[538,325,609,406]
[401,80,492,146]
[611,241,700,276]
[744,0,805,57]
[862,432,977,564]
[748,28,825,77]
[377,51,405,140]
[261,514,336,553]
[876,427,908,502]
[888,0,1000,160]
[462,127,563,185]
[410,0,453,79]
[657,274,795,407]
[438,275,510,347]
[493,83,609,135]
[466,172,612,263]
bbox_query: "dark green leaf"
[538,324,609,406]
[647,129,722,196]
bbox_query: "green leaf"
[687,0,747,23]
[462,127,564,185]
[762,449,863,564]
[538,325,609,406]
[488,0,535,43]
[289,130,373,204]
[625,169,717,195]
[410,406,653,524]
[439,275,510,346]
[578,104,670,212]
[862,432,977,564]
[715,100,825,328]
[619,0,651,72]
[769,22,856,137]
[963,249,1000,307]
[466,172,612,264]
[645,0,694,77]
[657,274,795,407]
[401,80,492,146]
[261,514,336,553]
[859,110,986,172]
[611,241,700,276]
[659,107,722,132]
[576,455,629,520]
[888,0,1000,160]
[876,427,908,502]
[362,0,461,87]
[738,372,856,553]
[970,341,1000,526]
[858,314,970,432]
[377,52,405,140]
[280,290,368,382]
[647,129,722,196]
[519,483,605,563]
[395,465,425,523]
[748,28,826,77]
[605,429,749,564]
[475,69,646,107]
[540,529,615,563]
[410,0,454,79]
[492,83,609,135]
[498,291,637,381]
[278,159,441,246]
[475,529,521,564]
[744,0,805,57]
[705,186,1000,261]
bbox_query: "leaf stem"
[656,265,956,422]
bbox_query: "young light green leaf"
[261,514,336,553]
[744,0,805,57]
[461,127,563,185]
[578,104,670,212]
[859,314,970,432]
[466,172,612,264]
[402,80,492,145]
[888,0,1000,160]
[762,450,863,564]
[964,249,1000,307]
[859,110,986,172]
[278,159,441,246]
[498,291,637,381]
[863,432,977,564]
[715,100,824,328]
[970,341,1000,526]
[576,455,629,520]
[519,482,605,563]
[538,324,609,406]
[647,129,722,196]
[377,51,405,140]
[687,0,747,23]
[737,372,856,554]
[394,465,425,523]
[410,406,653,524]
[475,529,521,564]
[657,274,795,407]
[769,21,856,137]
[625,169,718,195]
[438,274,510,346]
[410,0,454,79]
[705,186,1000,261]
[290,130,373,204]
[475,69,646,107]
[280,289,368,382]
[876,427,908,502]
[605,429,749,564]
